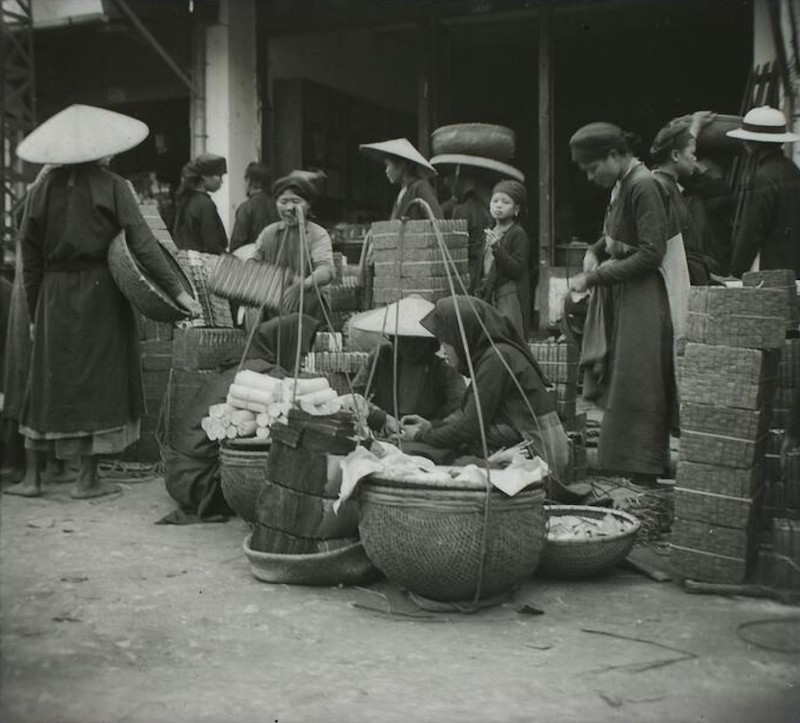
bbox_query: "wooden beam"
[536,2,553,331]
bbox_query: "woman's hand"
[690,110,717,138]
[400,414,431,441]
[280,282,303,313]
[175,291,203,318]
[568,273,589,293]
[484,228,500,248]
[583,249,599,273]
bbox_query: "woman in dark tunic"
[161,314,320,523]
[567,122,679,484]
[349,296,465,436]
[401,296,569,479]
[359,138,443,221]
[172,154,229,254]
[650,119,711,285]
[8,104,201,499]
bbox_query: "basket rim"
[242,532,363,563]
[543,505,640,547]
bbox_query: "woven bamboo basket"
[537,506,640,578]
[242,533,378,586]
[219,444,270,523]
[172,327,247,371]
[358,477,546,602]
[108,232,194,322]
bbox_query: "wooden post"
[536,2,554,331]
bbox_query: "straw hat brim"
[359,139,437,176]
[348,296,436,337]
[726,128,800,143]
[429,154,525,182]
[16,104,149,164]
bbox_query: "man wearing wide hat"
[430,124,525,294]
[726,106,800,278]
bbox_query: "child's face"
[490,192,518,222]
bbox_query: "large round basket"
[108,231,195,322]
[242,533,378,586]
[219,443,270,523]
[430,123,516,161]
[358,476,547,603]
[537,505,640,578]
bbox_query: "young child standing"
[477,179,531,337]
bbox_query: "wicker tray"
[536,505,640,578]
[108,232,194,323]
[242,533,378,586]
[358,480,546,602]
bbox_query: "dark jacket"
[682,169,734,275]
[477,222,532,334]
[230,190,279,252]
[452,192,492,293]
[652,170,710,285]
[21,165,185,434]
[730,148,800,278]
[391,178,443,221]
[172,190,228,254]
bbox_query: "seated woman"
[250,170,334,324]
[400,296,569,480]
[160,314,320,523]
[349,296,465,436]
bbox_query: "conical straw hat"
[429,154,525,181]
[359,138,437,176]
[16,104,149,164]
[349,295,435,337]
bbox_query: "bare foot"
[70,481,121,500]
[4,480,43,497]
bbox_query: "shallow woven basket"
[242,533,378,586]
[108,231,194,322]
[537,505,640,578]
[219,444,270,523]
[358,477,546,603]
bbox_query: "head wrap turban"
[650,119,693,158]
[272,170,326,203]
[492,179,527,208]
[190,153,227,176]
[569,123,625,164]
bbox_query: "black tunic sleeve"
[198,196,229,255]
[418,352,506,449]
[492,224,528,281]
[21,183,47,317]
[112,177,186,299]
[729,167,774,277]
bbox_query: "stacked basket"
[671,286,785,583]
[371,219,469,304]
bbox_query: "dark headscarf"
[420,296,548,383]
[191,153,227,176]
[245,313,321,374]
[650,119,693,161]
[492,179,527,209]
[569,122,638,164]
[272,170,326,203]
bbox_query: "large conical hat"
[429,153,525,181]
[348,295,435,337]
[16,104,149,164]
[359,138,437,176]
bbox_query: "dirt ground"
[1,475,798,723]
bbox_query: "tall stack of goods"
[326,253,362,331]
[742,271,800,524]
[529,339,585,483]
[671,285,786,583]
[304,331,368,395]
[251,407,359,554]
[371,219,469,304]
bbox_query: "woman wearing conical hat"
[348,296,465,438]
[359,138,443,221]
[7,104,202,500]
